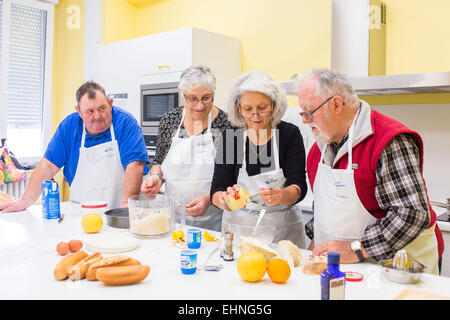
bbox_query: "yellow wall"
[52,0,85,128]
[364,0,450,104]
[54,0,450,122]
[384,0,450,75]
[52,0,85,200]
[101,0,332,106]
[101,0,138,44]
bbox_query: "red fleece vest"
[306,109,444,258]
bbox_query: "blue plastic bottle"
[321,252,346,300]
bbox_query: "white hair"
[297,68,359,107]
[178,64,216,93]
[227,71,287,128]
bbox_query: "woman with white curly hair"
[211,71,308,247]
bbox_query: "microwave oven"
[140,82,180,127]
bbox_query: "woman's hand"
[185,194,211,217]
[212,190,232,211]
[260,184,301,206]
[140,175,162,198]
[259,187,284,206]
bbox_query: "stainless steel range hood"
[280,71,450,96]
[349,71,450,95]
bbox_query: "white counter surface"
[1,202,450,300]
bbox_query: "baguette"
[54,251,89,281]
[96,265,150,286]
[86,256,141,281]
[68,252,102,280]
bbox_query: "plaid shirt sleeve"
[305,134,431,261]
[360,134,430,261]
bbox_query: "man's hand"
[1,157,60,213]
[120,161,146,207]
[312,239,363,264]
[0,199,29,213]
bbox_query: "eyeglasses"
[183,93,214,105]
[240,105,273,118]
[299,96,333,121]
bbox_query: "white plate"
[84,232,141,253]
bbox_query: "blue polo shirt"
[44,106,149,186]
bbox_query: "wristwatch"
[350,240,365,262]
[151,172,165,183]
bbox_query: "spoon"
[252,205,266,236]
[201,243,223,272]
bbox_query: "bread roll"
[86,256,141,281]
[68,252,102,280]
[96,265,150,286]
[54,251,88,281]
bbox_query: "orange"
[81,213,103,234]
[236,251,267,282]
[267,258,291,283]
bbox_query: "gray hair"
[297,68,359,107]
[178,64,216,93]
[227,71,287,128]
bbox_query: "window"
[0,0,56,161]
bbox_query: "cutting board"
[394,289,450,300]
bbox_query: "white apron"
[161,109,222,231]
[70,123,125,209]
[313,114,439,274]
[222,129,306,248]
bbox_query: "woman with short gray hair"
[141,64,233,231]
[211,71,308,247]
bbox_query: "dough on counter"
[85,233,141,253]
[278,240,302,267]
[239,236,277,263]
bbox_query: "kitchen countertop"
[1,202,450,300]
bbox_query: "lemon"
[204,230,218,242]
[81,213,103,234]
[172,229,184,240]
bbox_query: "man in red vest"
[298,68,443,274]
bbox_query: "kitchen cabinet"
[96,28,241,123]
[1,202,450,300]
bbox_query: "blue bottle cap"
[328,252,340,264]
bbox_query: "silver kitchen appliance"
[140,82,180,161]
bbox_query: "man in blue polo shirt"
[1,81,149,212]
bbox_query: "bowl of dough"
[128,194,174,237]
[224,211,277,257]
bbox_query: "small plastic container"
[301,254,328,275]
[187,228,201,249]
[180,249,197,274]
[81,201,108,215]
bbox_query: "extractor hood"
[349,71,450,95]
[280,71,450,96]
